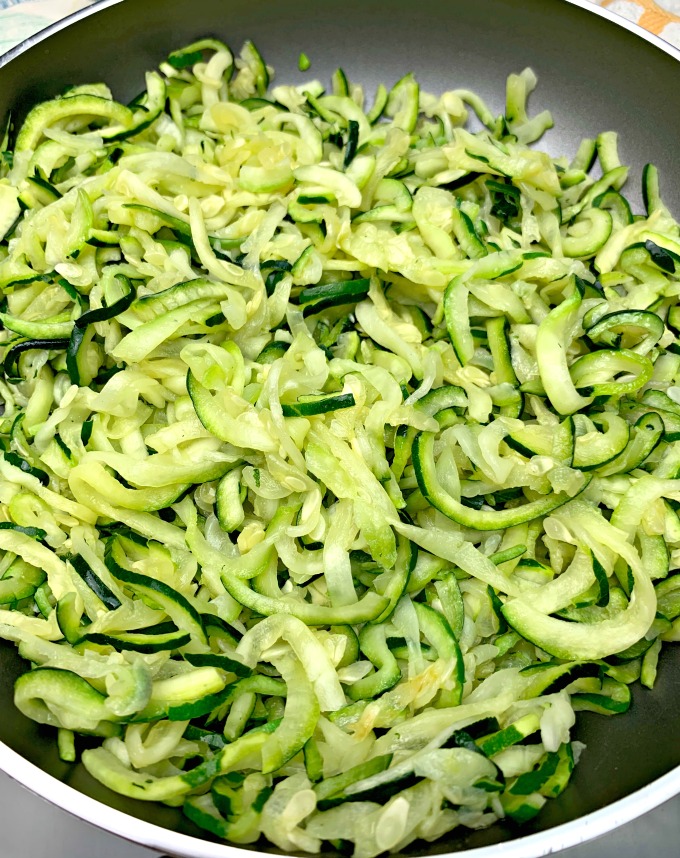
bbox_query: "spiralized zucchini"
[0,38,679,856]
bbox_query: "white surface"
[0,770,157,858]
[0,0,93,54]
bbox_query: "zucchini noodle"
[0,39,678,856]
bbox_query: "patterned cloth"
[591,0,680,46]
[0,0,679,56]
[0,0,93,55]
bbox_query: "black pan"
[0,1,679,856]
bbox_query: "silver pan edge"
[0,1,678,856]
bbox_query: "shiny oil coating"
[0,1,679,856]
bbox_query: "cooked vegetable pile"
[0,37,679,856]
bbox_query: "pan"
[0,1,679,856]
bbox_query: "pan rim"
[0,0,679,856]
[1,0,680,67]
[1,738,679,858]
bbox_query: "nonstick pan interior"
[0,0,679,855]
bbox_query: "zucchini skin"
[413,431,584,530]
[1,35,679,858]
